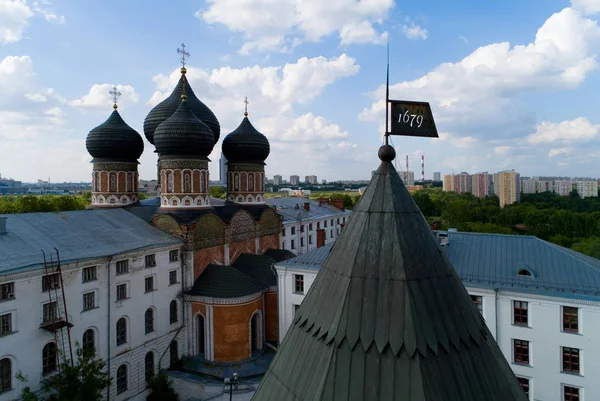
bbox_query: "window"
[563,307,579,333]
[169,250,179,262]
[513,301,528,325]
[42,342,57,375]
[330,229,333,238]
[234,174,239,191]
[169,341,178,365]
[293,304,300,317]
[291,240,295,249]
[42,273,60,291]
[517,269,532,277]
[145,352,154,382]
[324,220,327,228]
[317,222,320,229]
[170,300,178,324]
[282,228,286,236]
[562,347,580,373]
[116,260,129,275]
[145,309,154,334]
[291,227,296,235]
[0,282,14,300]
[43,302,58,323]
[200,173,205,193]
[169,270,178,285]
[116,284,127,301]
[517,377,529,397]
[308,235,313,245]
[82,292,95,311]
[301,237,305,247]
[82,266,97,282]
[248,174,254,191]
[471,295,483,314]
[116,364,127,394]
[167,172,174,193]
[145,254,156,268]
[300,225,305,233]
[184,172,191,193]
[110,174,116,192]
[145,277,154,293]
[126,174,132,192]
[294,274,304,294]
[564,386,580,401]
[116,318,127,346]
[82,329,95,354]
[337,218,340,224]
[309,223,313,230]
[513,339,530,364]
[0,313,11,335]
[0,358,10,393]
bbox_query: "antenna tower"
[421,155,425,181]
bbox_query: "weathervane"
[177,43,190,71]
[109,86,121,110]
[244,96,249,117]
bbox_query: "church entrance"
[197,315,205,355]
[251,313,260,352]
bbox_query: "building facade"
[555,180,573,196]
[471,172,490,198]
[536,180,553,193]
[273,175,282,186]
[497,170,520,208]
[275,230,600,401]
[577,181,598,198]
[399,170,415,186]
[521,179,537,194]
[289,175,300,186]
[304,175,318,185]
[219,153,228,186]
[442,174,454,192]
[433,171,441,181]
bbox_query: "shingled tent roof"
[232,254,278,287]
[252,145,527,401]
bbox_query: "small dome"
[86,110,144,161]
[154,99,215,157]
[222,116,270,163]
[143,75,220,145]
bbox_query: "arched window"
[116,318,127,346]
[144,352,154,382]
[167,172,174,193]
[517,269,532,277]
[0,358,11,393]
[184,172,191,193]
[170,300,178,324]
[116,364,127,394]
[248,174,254,191]
[145,309,154,334]
[234,174,240,191]
[200,172,205,194]
[110,174,116,192]
[169,341,178,366]
[126,173,132,192]
[82,329,95,355]
[42,342,57,375]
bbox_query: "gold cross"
[109,86,121,110]
[177,43,190,69]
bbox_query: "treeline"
[412,189,600,258]
[309,192,362,210]
[0,194,90,214]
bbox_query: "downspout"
[494,288,499,340]
[106,255,113,401]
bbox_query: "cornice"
[184,291,263,305]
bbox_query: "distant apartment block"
[453,172,470,194]
[305,175,318,185]
[219,154,228,186]
[471,172,490,198]
[433,172,441,181]
[577,181,598,198]
[274,175,283,186]
[443,174,454,192]
[521,179,537,194]
[536,180,553,193]
[497,170,520,208]
[399,170,415,186]
[554,180,573,196]
[290,175,300,185]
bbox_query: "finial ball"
[378,144,396,162]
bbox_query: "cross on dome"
[244,96,249,117]
[177,43,190,70]
[109,86,121,110]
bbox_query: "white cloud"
[360,7,600,139]
[32,0,65,24]
[259,112,349,142]
[528,117,600,144]
[459,35,468,44]
[494,146,511,155]
[0,0,33,44]
[25,92,46,102]
[438,132,478,148]
[402,22,427,40]
[571,0,600,15]
[69,84,139,110]
[197,0,393,54]
[548,147,573,157]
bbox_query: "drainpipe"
[106,255,113,401]
[494,288,499,340]
[180,239,187,355]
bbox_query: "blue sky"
[1,0,600,183]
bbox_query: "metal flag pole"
[385,42,390,146]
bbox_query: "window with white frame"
[82,266,97,282]
[82,292,95,311]
[0,282,14,300]
[116,283,127,301]
[0,313,11,335]
[144,276,155,293]
[116,260,129,275]
[169,270,178,285]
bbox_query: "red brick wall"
[259,233,280,254]
[213,297,263,361]
[193,245,226,279]
[265,291,278,342]
[229,238,257,265]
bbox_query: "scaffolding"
[41,248,74,369]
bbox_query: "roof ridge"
[539,237,600,271]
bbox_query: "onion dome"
[222,116,270,163]
[86,109,144,161]
[154,98,215,157]
[143,75,220,145]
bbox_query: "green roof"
[186,264,265,298]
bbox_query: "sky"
[1,0,600,183]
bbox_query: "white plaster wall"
[0,245,187,401]
[280,213,350,256]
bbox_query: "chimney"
[318,198,330,206]
[0,217,6,235]
[316,229,325,248]
[330,199,344,210]
[303,202,310,211]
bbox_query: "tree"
[147,372,179,401]
[209,186,227,199]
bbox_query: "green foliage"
[146,372,179,401]
[571,237,600,259]
[209,186,227,199]
[0,195,88,214]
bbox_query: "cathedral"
[86,60,288,363]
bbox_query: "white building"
[433,172,441,181]
[521,179,537,194]
[537,180,553,193]
[577,181,598,198]
[0,209,188,401]
[399,170,415,186]
[555,180,574,196]
[273,175,282,186]
[265,198,351,255]
[275,230,600,401]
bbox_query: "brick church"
[85,62,291,363]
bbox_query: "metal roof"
[264,197,350,223]
[186,263,265,298]
[276,244,334,271]
[0,208,182,275]
[253,158,527,401]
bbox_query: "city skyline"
[2,1,600,182]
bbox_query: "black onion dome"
[86,110,144,161]
[143,75,220,145]
[222,116,270,163]
[154,99,216,157]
